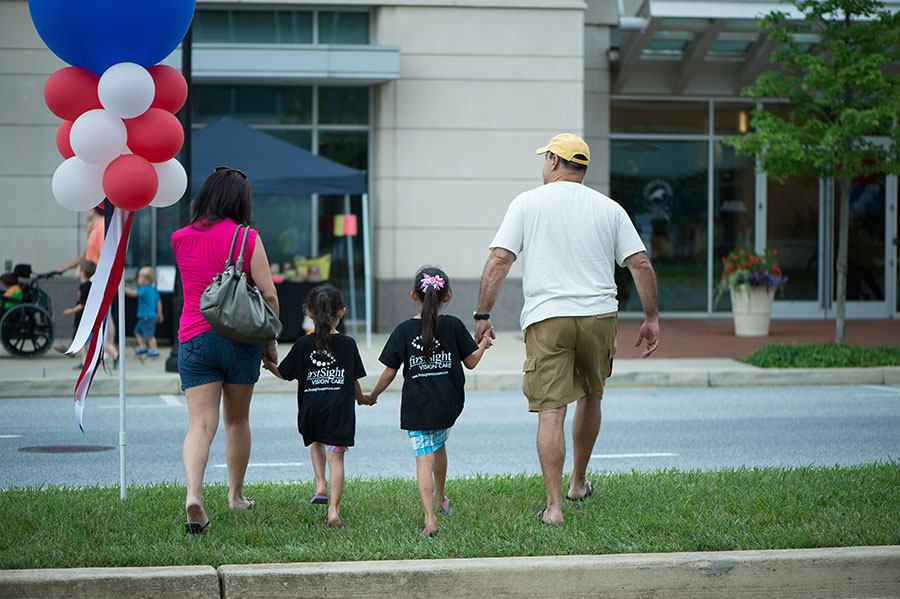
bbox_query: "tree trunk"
[835,178,850,345]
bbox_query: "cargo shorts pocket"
[521,356,537,399]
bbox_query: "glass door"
[833,171,892,318]
[766,175,823,317]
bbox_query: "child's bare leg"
[135,333,147,349]
[310,443,327,496]
[431,444,447,510]
[415,452,438,535]
[148,336,158,351]
[326,449,345,526]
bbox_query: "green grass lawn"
[2,463,898,569]
[744,343,900,368]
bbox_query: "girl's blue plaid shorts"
[407,428,449,457]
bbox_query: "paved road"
[1,385,899,488]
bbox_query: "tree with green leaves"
[726,0,900,344]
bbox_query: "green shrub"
[744,343,900,368]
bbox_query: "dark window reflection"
[611,140,708,311]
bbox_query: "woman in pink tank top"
[172,167,280,534]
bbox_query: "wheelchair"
[0,264,58,358]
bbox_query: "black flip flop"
[566,480,593,502]
[184,520,210,534]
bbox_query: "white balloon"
[150,158,187,208]
[69,109,127,165]
[51,157,106,212]
[98,62,155,119]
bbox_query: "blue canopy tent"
[190,117,372,344]
[191,117,366,195]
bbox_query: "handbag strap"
[223,225,244,270]
[234,225,252,273]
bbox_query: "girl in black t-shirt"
[365,267,490,536]
[263,284,372,529]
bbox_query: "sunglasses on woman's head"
[214,166,247,179]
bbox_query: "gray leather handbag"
[199,225,282,346]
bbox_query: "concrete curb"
[0,565,219,599]
[218,547,900,598]
[2,547,898,599]
[3,367,898,398]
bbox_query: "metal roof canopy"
[610,0,900,96]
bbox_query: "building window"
[193,9,370,45]
[611,139,709,312]
[318,11,370,45]
[128,84,370,326]
[611,100,707,134]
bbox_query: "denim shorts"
[134,317,157,339]
[178,330,262,390]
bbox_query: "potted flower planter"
[730,284,775,337]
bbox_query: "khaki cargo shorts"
[522,314,617,412]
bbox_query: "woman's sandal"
[184,520,210,534]
[231,497,255,510]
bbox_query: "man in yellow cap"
[474,133,659,525]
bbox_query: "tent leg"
[362,193,371,349]
[344,195,357,335]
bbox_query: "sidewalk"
[1,318,898,397]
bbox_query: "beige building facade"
[1,0,897,338]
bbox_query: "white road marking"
[213,462,305,468]
[863,385,900,395]
[590,452,678,459]
[160,394,182,406]
[0,435,22,439]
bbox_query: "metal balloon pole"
[118,216,127,500]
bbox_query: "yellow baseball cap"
[535,133,590,165]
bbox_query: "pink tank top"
[172,220,259,343]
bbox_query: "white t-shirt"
[490,181,646,331]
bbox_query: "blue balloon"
[29,0,195,76]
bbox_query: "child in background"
[365,266,491,537]
[263,283,373,529]
[0,272,22,309]
[125,266,163,358]
[62,259,96,368]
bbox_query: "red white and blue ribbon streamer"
[66,206,133,430]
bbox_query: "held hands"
[478,328,493,350]
[474,319,495,344]
[358,392,377,406]
[261,348,278,373]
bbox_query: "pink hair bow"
[420,274,445,292]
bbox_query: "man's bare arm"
[475,248,516,342]
[623,251,659,358]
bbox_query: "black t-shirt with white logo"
[277,333,366,447]
[379,315,479,431]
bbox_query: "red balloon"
[44,67,102,121]
[103,155,158,211]
[148,65,188,113]
[124,108,184,163]
[56,120,75,158]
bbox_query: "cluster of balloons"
[30,0,196,213]
[47,63,188,212]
